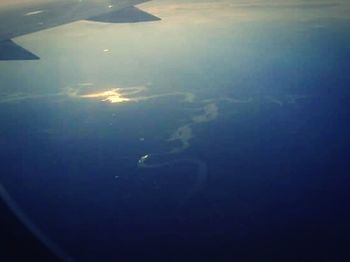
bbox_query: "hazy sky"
[142,0,350,23]
[0,0,349,21]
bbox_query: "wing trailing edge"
[0,40,39,61]
[87,6,161,23]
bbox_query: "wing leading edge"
[0,0,160,61]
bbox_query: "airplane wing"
[0,0,160,60]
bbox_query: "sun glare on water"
[80,89,131,103]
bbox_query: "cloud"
[192,103,218,123]
[167,102,220,153]
[168,124,193,153]
[0,92,62,104]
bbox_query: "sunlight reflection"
[80,89,131,103]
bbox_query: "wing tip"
[0,40,39,61]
